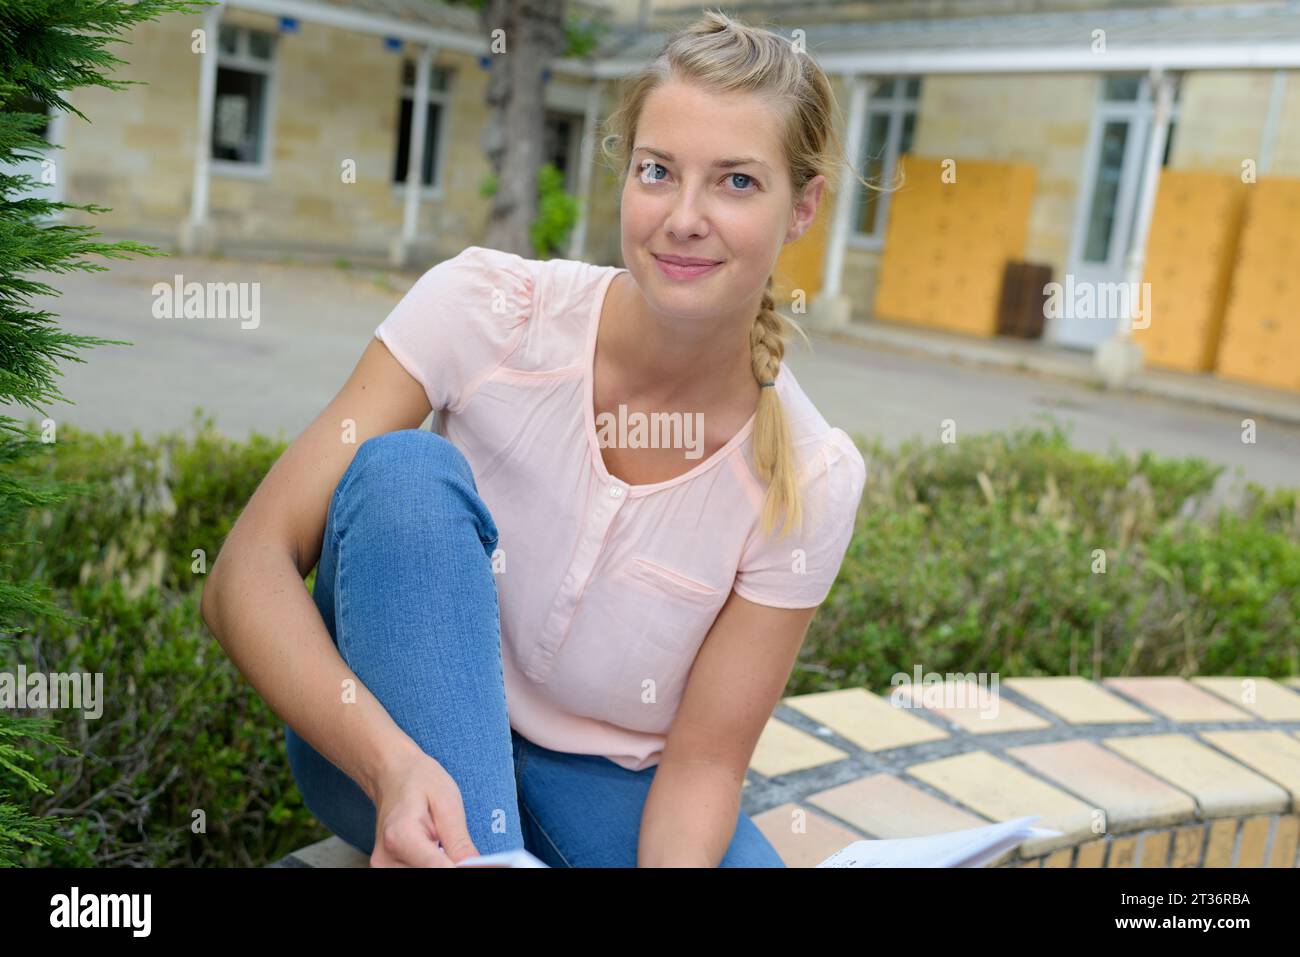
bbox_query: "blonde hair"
[599,9,876,539]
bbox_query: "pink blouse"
[374,246,866,771]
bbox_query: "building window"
[212,24,276,169]
[393,61,452,189]
[543,111,581,191]
[851,76,921,244]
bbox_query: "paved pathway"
[273,675,1300,868]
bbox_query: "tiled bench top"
[271,675,1300,868]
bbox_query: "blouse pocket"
[619,556,723,654]
[624,556,721,602]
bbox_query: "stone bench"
[271,675,1300,868]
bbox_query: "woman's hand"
[369,750,482,867]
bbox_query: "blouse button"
[609,486,623,498]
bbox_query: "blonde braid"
[750,276,807,539]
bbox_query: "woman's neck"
[600,271,762,414]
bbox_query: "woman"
[202,10,868,868]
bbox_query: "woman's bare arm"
[200,337,434,804]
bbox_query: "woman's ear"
[786,174,826,243]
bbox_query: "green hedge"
[2,411,1297,865]
[807,420,1299,694]
[4,411,326,867]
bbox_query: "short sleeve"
[732,429,867,609]
[374,245,536,413]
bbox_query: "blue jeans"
[284,428,786,867]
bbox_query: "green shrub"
[803,421,1299,693]
[3,411,326,866]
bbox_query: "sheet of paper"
[816,815,1064,867]
[454,847,549,868]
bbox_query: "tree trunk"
[479,0,567,257]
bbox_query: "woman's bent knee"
[333,429,497,550]
[345,429,474,499]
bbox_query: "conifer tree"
[0,0,208,866]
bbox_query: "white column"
[821,74,871,300]
[567,80,602,261]
[394,43,436,267]
[1119,68,1175,340]
[807,74,872,330]
[184,0,223,254]
[1094,67,1174,388]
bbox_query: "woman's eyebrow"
[635,146,771,171]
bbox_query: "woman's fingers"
[429,792,481,864]
[373,819,456,868]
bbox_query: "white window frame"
[211,24,278,180]
[848,76,921,252]
[391,62,453,201]
[1066,72,1182,275]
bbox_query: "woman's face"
[621,78,823,325]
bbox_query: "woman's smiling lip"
[652,253,723,279]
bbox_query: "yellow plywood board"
[1216,176,1300,392]
[1133,170,1248,373]
[873,155,1036,336]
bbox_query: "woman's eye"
[638,160,666,183]
[636,162,756,192]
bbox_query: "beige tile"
[1199,730,1300,805]
[1008,739,1196,832]
[1076,839,1107,867]
[1103,733,1290,817]
[1108,836,1138,867]
[1192,677,1300,721]
[1004,676,1153,725]
[1269,815,1299,868]
[748,716,849,777]
[1043,848,1074,867]
[1170,825,1206,867]
[893,678,1052,734]
[751,802,862,868]
[805,772,988,840]
[783,687,949,751]
[1139,830,1172,867]
[1236,815,1271,867]
[1203,818,1239,866]
[1103,677,1255,722]
[906,751,1093,855]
